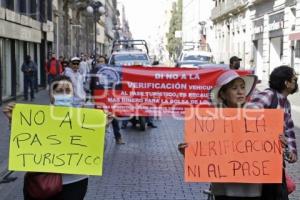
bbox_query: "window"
[15,0,26,14]
[295,41,300,58]
[39,0,46,22]
[47,0,52,21]
[29,0,37,19]
[20,0,27,14]
[5,0,14,10]
[0,0,6,7]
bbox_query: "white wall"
[182,0,214,43]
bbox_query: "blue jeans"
[23,75,35,100]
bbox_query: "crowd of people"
[5,53,299,200]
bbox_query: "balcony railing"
[211,0,248,21]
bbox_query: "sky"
[118,0,174,40]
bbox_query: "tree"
[166,0,182,60]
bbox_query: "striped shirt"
[246,88,297,157]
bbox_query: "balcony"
[211,0,248,21]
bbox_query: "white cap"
[71,57,80,62]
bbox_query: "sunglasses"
[72,63,80,66]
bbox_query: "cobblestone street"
[0,89,299,200]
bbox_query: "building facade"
[211,0,251,67]
[289,1,300,73]
[116,2,132,40]
[250,0,297,81]
[0,0,53,103]
[211,0,299,81]
[182,0,214,51]
[52,0,107,58]
[104,0,117,55]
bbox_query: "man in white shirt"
[64,57,86,107]
[79,55,90,83]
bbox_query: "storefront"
[0,18,42,103]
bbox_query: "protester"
[179,70,261,199]
[3,76,89,200]
[58,55,64,65]
[246,65,298,200]
[97,55,106,66]
[64,57,86,107]
[87,55,94,71]
[61,58,70,72]
[21,55,37,101]
[229,56,242,70]
[89,55,125,144]
[45,53,63,86]
[79,54,90,84]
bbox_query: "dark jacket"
[21,61,36,76]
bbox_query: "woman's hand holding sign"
[3,102,16,122]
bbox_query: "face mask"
[234,63,240,70]
[53,94,73,107]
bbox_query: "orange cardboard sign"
[184,108,284,183]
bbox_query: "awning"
[289,32,300,40]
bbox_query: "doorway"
[269,37,283,75]
[253,39,264,80]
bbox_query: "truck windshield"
[183,55,211,62]
[112,54,148,62]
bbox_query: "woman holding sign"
[208,70,261,200]
[3,76,90,200]
[179,70,261,200]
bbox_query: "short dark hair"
[25,55,31,62]
[269,65,295,92]
[97,55,107,63]
[230,56,242,64]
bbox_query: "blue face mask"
[53,94,73,107]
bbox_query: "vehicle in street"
[108,39,156,131]
[175,50,214,68]
[108,40,154,66]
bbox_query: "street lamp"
[87,1,105,56]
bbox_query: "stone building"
[211,0,251,67]
[250,0,298,81]
[182,0,214,51]
[116,2,132,40]
[0,0,54,103]
[211,0,299,81]
[52,0,107,58]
